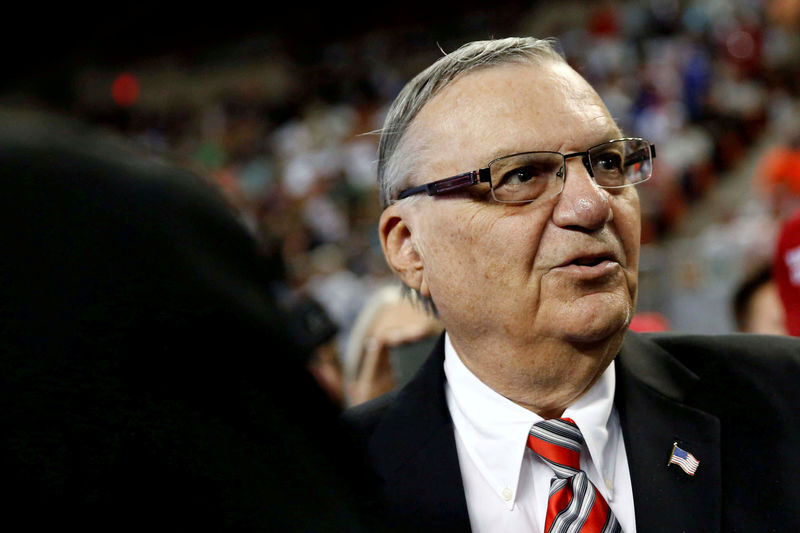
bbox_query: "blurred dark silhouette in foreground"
[0,107,381,531]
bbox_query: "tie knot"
[527,418,584,475]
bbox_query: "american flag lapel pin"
[668,442,700,476]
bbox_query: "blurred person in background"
[343,284,442,406]
[344,37,800,533]
[0,107,383,531]
[282,289,347,407]
[774,206,800,336]
[732,261,787,335]
[757,131,800,219]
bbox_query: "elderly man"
[344,37,800,533]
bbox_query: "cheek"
[419,208,548,299]
[614,198,641,268]
[471,209,550,283]
[610,196,641,301]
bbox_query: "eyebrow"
[484,132,625,163]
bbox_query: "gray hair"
[377,36,566,208]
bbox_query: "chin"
[562,320,630,347]
[554,297,633,346]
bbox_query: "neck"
[448,332,624,419]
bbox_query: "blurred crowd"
[58,0,800,391]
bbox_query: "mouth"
[553,252,622,278]
[570,255,613,267]
[559,251,619,268]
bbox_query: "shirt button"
[604,478,614,490]
[501,488,513,501]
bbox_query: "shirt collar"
[443,333,618,508]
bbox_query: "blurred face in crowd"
[742,280,786,335]
[381,61,641,368]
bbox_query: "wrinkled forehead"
[406,61,621,179]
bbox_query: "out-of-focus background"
[4,0,800,352]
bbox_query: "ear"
[379,205,429,297]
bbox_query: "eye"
[594,152,623,173]
[489,153,564,202]
[496,159,561,188]
[498,165,541,187]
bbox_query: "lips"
[547,246,625,281]
[558,251,620,269]
[571,255,611,267]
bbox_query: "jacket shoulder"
[630,332,800,415]
[641,332,800,372]
[342,390,400,439]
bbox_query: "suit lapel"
[616,332,721,533]
[366,335,471,532]
[365,331,724,532]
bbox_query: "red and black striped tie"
[527,418,621,533]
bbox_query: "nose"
[551,157,612,231]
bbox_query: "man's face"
[383,61,641,351]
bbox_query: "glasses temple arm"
[397,169,491,199]
[397,184,429,199]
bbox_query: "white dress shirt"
[443,333,636,532]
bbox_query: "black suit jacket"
[344,331,800,532]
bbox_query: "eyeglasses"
[396,138,656,204]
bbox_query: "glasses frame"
[396,137,656,204]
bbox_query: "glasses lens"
[488,152,564,203]
[588,139,652,188]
